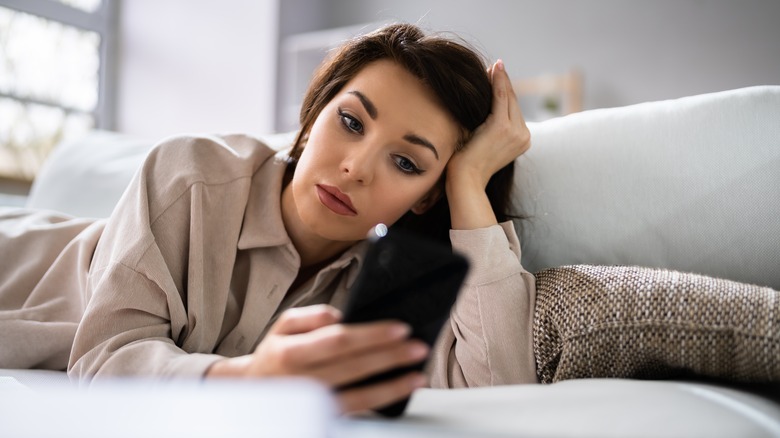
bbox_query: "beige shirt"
[0,134,537,387]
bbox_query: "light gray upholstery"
[516,86,780,289]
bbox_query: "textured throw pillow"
[533,265,780,384]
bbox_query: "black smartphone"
[340,224,469,417]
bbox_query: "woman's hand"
[448,59,531,189]
[205,304,429,414]
[446,59,531,230]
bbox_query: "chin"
[304,216,368,243]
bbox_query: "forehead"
[338,60,460,154]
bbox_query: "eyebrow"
[348,90,377,119]
[348,89,440,161]
[403,134,439,160]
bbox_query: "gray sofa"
[3,86,779,437]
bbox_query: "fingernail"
[411,374,428,389]
[392,323,411,338]
[496,59,505,71]
[409,343,429,359]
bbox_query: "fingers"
[309,339,429,387]
[488,59,531,157]
[280,320,412,367]
[486,62,496,82]
[338,372,428,415]
[269,304,342,336]
[502,64,525,122]
[489,60,510,119]
[490,59,525,123]
[253,307,418,386]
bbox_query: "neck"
[281,184,353,268]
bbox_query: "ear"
[410,186,443,215]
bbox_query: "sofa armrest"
[25,130,155,218]
[25,131,296,219]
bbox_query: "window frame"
[0,0,118,130]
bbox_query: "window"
[0,0,116,182]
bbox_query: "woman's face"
[286,59,460,243]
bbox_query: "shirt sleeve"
[427,221,539,387]
[69,257,224,382]
[67,135,264,384]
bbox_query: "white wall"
[117,0,278,140]
[115,1,779,137]
[318,0,780,111]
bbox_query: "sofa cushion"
[516,86,780,290]
[406,379,780,438]
[26,131,155,218]
[533,264,780,384]
[25,131,296,218]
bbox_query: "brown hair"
[289,23,517,245]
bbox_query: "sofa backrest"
[515,86,780,289]
[26,86,780,289]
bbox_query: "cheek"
[367,196,413,226]
[298,121,343,166]
[369,178,440,223]
[296,139,334,177]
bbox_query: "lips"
[316,184,358,216]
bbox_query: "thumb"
[269,304,342,336]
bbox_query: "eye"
[338,108,363,134]
[392,155,424,175]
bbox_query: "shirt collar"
[237,151,293,249]
[323,239,369,286]
[236,149,369,284]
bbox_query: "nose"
[341,145,377,185]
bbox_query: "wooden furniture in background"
[512,69,583,120]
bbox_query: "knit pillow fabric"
[533,265,780,384]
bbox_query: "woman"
[0,23,535,413]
